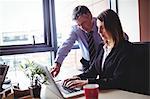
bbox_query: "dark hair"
[97,9,124,45]
[72,5,91,20]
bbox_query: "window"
[0,0,44,46]
[0,52,52,71]
[0,0,55,84]
[0,52,53,89]
[0,0,53,55]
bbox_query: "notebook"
[0,65,9,92]
[41,66,84,99]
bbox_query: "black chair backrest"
[129,42,150,95]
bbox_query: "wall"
[149,1,150,37]
[139,0,150,42]
[149,1,150,38]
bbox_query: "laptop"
[41,66,84,99]
[0,65,9,92]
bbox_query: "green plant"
[20,60,48,86]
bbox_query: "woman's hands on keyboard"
[63,76,88,89]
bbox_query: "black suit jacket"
[78,40,133,90]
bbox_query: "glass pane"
[55,0,109,46]
[0,0,44,46]
[0,52,52,71]
[0,52,52,89]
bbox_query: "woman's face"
[97,19,111,44]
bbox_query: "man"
[51,5,102,77]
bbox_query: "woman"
[63,9,133,90]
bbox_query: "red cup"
[83,84,99,99]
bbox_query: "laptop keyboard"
[62,85,80,93]
[56,82,81,94]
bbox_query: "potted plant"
[20,60,48,98]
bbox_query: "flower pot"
[29,84,41,98]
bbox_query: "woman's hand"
[63,76,88,89]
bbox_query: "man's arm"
[54,30,78,64]
[51,29,78,77]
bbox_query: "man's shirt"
[54,17,102,64]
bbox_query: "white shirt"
[101,44,113,71]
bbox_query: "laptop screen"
[0,65,9,92]
[38,65,64,98]
[40,66,84,99]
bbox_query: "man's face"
[76,13,92,33]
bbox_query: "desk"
[41,85,150,99]
[78,90,149,99]
[7,69,150,99]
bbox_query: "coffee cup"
[83,84,99,99]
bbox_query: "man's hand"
[50,63,61,77]
[63,76,88,89]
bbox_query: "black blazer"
[78,40,133,90]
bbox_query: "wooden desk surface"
[7,69,150,99]
[40,85,150,99]
[77,90,149,99]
